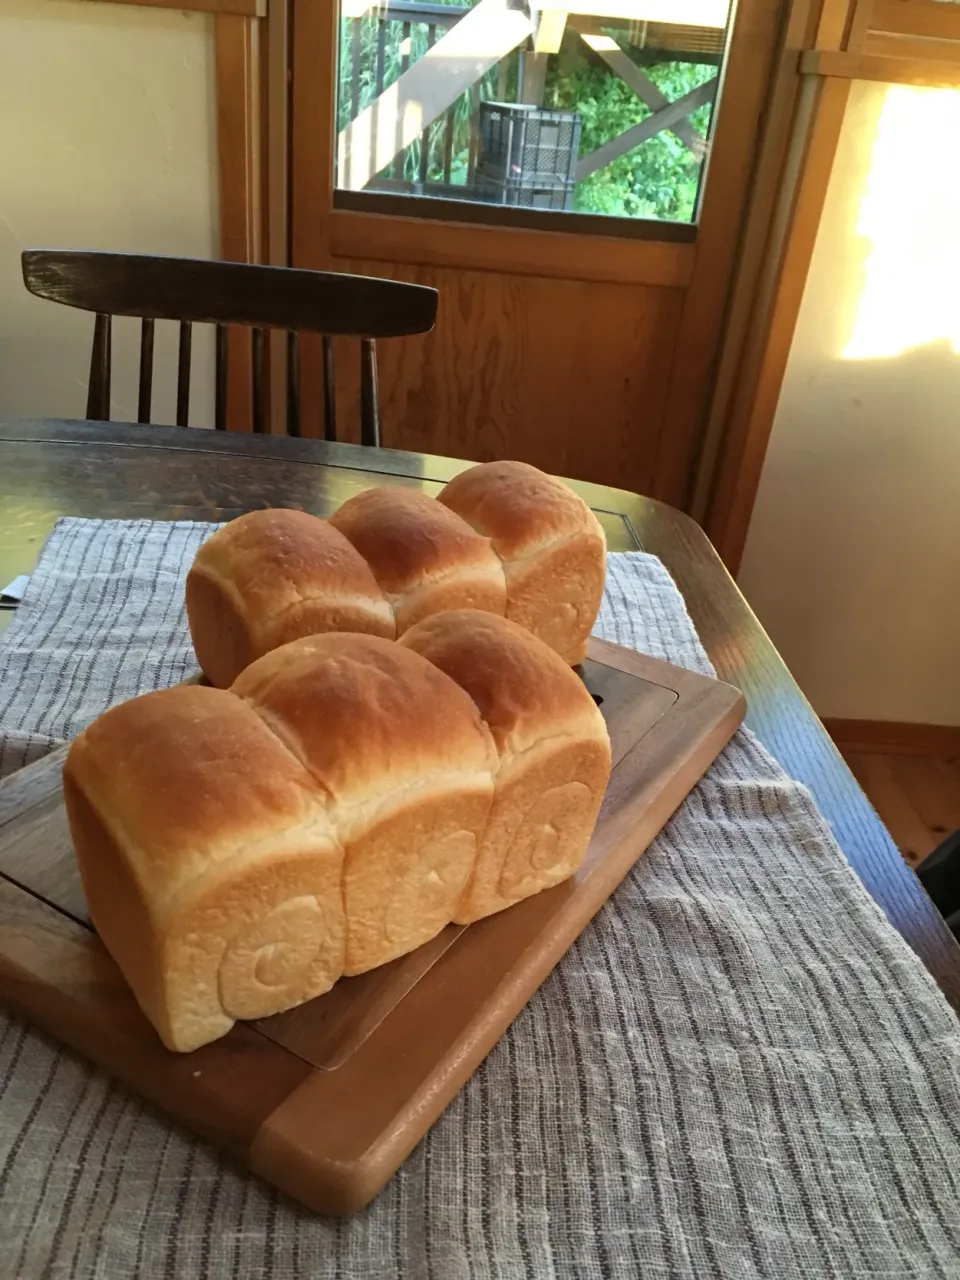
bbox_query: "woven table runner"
[0,517,958,1279]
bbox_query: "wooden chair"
[21,250,438,447]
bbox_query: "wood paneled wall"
[301,262,684,488]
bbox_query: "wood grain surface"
[0,633,743,1213]
[845,751,960,869]
[306,261,683,489]
[1,417,957,1011]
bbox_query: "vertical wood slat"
[252,326,268,433]
[215,324,228,431]
[265,0,292,438]
[176,322,192,427]
[137,318,154,424]
[401,20,411,74]
[287,331,301,437]
[419,25,437,185]
[86,313,112,421]
[351,17,361,121]
[468,82,481,183]
[375,18,387,94]
[360,338,380,448]
[443,103,455,183]
[390,20,413,180]
[215,14,260,433]
[323,337,337,442]
[397,20,412,178]
[371,17,387,178]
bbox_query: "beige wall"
[0,0,218,427]
[739,80,960,726]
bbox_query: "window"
[335,0,732,225]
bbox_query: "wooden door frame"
[215,2,292,428]
[289,0,785,501]
[694,0,960,572]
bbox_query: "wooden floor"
[842,751,960,868]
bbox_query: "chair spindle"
[137,318,154,424]
[176,321,192,427]
[252,327,268,434]
[360,338,380,449]
[287,331,301,438]
[87,313,112,421]
[323,337,337,442]
[215,324,228,431]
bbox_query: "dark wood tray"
[0,637,744,1214]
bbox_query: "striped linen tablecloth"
[0,517,958,1279]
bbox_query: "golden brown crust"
[438,462,606,664]
[328,487,506,634]
[234,632,498,981]
[184,569,257,691]
[232,632,498,816]
[452,738,610,924]
[186,509,394,686]
[438,460,603,560]
[400,611,610,924]
[399,610,605,756]
[64,684,344,1051]
[65,685,326,903]
[342,790,490,974]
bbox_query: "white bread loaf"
[231,633,497,974]
[328,486,506,635]
[186,508,395,688]
[438,461,606,664]
[64,634,499,1050]
[63,684,345,1052]
[401,611,610,922]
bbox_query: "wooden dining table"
[1,415,958,1009]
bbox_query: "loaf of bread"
[438,461,606,664]
[401,611,610,922]
[186,508,395,688]
[64,633,498,1049]
[63,683,346,1053]
[328,486,506,635]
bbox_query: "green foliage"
[338,10,715,223]
[547,44,714,221]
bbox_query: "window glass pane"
[335,0,733,225]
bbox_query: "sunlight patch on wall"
[844,84,960,360]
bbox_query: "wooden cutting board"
[0,638,744,1214]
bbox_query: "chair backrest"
[21,250,438,447]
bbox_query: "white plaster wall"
[0,0,218,426]
[739,80,960,725]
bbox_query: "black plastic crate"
[476,102,582,189]
[474,173,576,210]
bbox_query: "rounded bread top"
[438,461,605,562]
[328,486,501,596]
[65,683,329,911]
[189,508,389,617]
[232,631,497,811]
[400,610,608,759]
